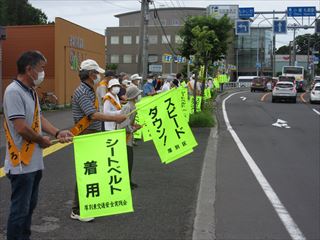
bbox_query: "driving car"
[310,77,320,90]
[272,81,297,103]
[310,83,320,104]
[278,75,304,92]
[250,77,272,92]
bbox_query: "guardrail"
[223,82,251,89]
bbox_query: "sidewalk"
[0,108,218,240]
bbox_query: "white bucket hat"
[80,59,105,73]
[108,79,121,89]
[130,73,142,81]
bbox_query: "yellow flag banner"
[136,89,198,164]
[204,87,212,100]
[73,129,133,218]
[178,87,189,121]
[133,112,142,139]
[190,96,202,113]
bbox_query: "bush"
[189,110,215,127]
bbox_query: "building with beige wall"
[106,7,206,75]
[1,17,105,107]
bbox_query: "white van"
[236,76,257,87]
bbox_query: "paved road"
[0,109,211,240]
[215,90,320,240]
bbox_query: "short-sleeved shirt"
[103,92,121,131]
[3,80,44,175]
[72,82,101,131]
[143,82,155,96]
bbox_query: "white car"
[272,81,297,103]
[310,83,320,104]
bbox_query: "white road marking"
[312,108,320,116]
[240,96,247,101]
[272,119,291,128]
[222,92,305,240]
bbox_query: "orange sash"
[3,93,40,167]
[103,94,121,110]
[70,98,98,136]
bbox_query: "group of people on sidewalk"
[2,49,215,240]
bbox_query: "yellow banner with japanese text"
[73,129,133,218]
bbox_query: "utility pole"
[137,0,150,82]
[292,24,297,66]
[272,11,276,77]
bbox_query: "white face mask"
[93,74,101,85]
[147,79,153,83]
[111,86,120,95]
[33,70,45,86]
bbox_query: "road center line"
[312,108,320,116]
[260,92,271,102]
[0,142,71,178]
[222,92,305,240]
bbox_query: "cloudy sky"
[29,0,320,48]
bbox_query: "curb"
[192,123,218,240]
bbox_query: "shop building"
[1,17,105,107]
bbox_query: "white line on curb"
[222,92,305,240]
[312,108,320,116]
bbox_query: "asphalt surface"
[214,90,320,240]
[0,109,211,240]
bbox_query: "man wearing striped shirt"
[71,59,126,222]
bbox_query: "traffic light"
[315,19,320,34]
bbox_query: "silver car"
[272,81,297,103]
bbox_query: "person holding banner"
[71,59,126,222]
[103,78,122,131]
[3,51,73,240]
[117,85,143,189]
[143,75,157,96]
[187,74,201,96]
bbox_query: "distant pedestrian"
[143,75,156,96]
[71,59,126,222]
[161,75,174,92]
[117,85,143,189]
[3,50,73,240]
[130,73,142,87]
[103,78,122,131]
[187,74,201,96]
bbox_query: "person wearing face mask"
[143,74,157,96]
[71,59,126,222]
[103,79,122,131]
[3,51,74,240]
[117,85,143,190]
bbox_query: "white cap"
[80,59,105,74]
[108,79,121,88]
[130,73,142,81]
[122,79,131,87]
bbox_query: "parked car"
[250,77,272,92]
[310,83,320,104]
[237,76,257,87]
[310,77,320,90]
[272,81,297,103]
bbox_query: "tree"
[179,15,233,111]
[0,0,48,26]
[276,45,290,54]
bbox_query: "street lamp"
[256,18,277,76]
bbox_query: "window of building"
[162,35,171,44]
[123,36,132,45]
[110,55,119,63]
[110,36,119,45]
[123,54,132,64]
[149,35,158,44]
[175,35,182,44]
[136,55,139,63]
[136,36,139,44]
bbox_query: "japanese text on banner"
[137,89,198,164]
[73,129,133,218]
